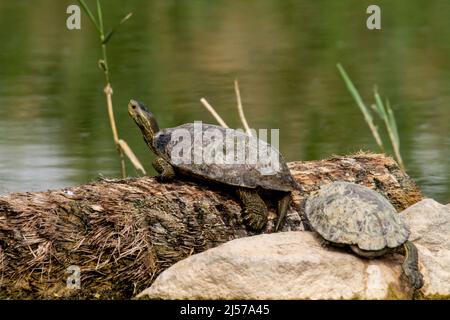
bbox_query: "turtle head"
[128,99,160,143]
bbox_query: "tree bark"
[0,153,422,299]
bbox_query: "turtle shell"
[305,182,410,251]
[152,123,297,192]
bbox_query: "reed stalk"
[234,79,252,136]
[200,79,253,136]
[199,98,229,128]
[78,0,145,177]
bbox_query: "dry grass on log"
[0,153,422,299]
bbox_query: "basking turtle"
[305,181,424,290]
[128,99,298,231]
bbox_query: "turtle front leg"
[401,241,424,290]
[152,157,175,182]
[236,188,268,231]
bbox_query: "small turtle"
[305,181,424,290]
[128,99,298,231]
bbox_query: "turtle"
[304,181,424,290]
[128,99,298,231]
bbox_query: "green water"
[0,0,449,203]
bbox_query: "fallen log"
[0,153,422,299]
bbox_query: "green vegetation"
[337,64,405,170]
[78,0,144,177]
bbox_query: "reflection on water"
[0,0,449,202]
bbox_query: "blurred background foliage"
[0,0,449,202]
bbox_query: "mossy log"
[0,153,422,299]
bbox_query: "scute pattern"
[305,182,410,251]
[152,123,297,192]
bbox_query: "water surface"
[0,0,449,202]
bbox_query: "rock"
[137,232,408,300]
[137,199,450,300]
[400,199,450,299]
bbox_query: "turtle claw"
[318,237,331,248]
[155,174,170,183]
[152,158,175,182]
[243,209,267,231]
[236,188,268,232]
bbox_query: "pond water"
[0,0,449,203]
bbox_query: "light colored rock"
[138,232,408,300]
[138,198,450,300]
[400,199,450,298]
